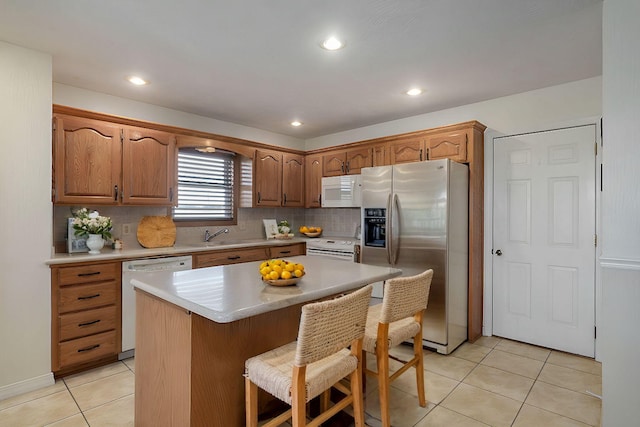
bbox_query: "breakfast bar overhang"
[131,255,402,426]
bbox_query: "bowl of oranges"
[299,225,322,238]
[259,259,305,286]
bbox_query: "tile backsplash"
[53,206,361,253]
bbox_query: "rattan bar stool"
[363,269,434,427]
[244,285,373,427]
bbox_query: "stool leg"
[351,342,365,427]
[292,366,307,426]
[376,325,391,427]
[245,376,258,427]
[414,333,426,407]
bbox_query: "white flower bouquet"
[72,208,113,240]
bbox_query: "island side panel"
[135,290,192,427]
[190,304,304,426]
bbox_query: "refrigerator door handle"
[386,193,392,264]
[391,193,400,264]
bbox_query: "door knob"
[495,249,502,256]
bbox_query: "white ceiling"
[0,0,602,139]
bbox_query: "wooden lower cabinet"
[193,243,305,269]
[51,261,121,377]
[135,289,305,426]
[193,247,269,268]
[269,242,305,258]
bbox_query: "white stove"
[305,237,359,262]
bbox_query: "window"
[173,148,236,223]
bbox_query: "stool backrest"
[380,270,434,324]
[295,285,373,366]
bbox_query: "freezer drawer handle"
[77,344,100,353]
[78,319,101,327]
[77,293,101,300]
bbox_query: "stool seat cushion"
[363,303,421,352]
[245,342,357,405]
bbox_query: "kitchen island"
[132,255,401,427]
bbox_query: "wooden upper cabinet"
[389,136,426,165]
[426,129,469,163]
[372,144,389,167]
[322,151,346,177]
[122,127,176,205]
[322,147,372,176]
[254,149,282,207]
[305,154,322,208]
[282,153,304,207]
[345,147,372,174]
[53,115,123,205]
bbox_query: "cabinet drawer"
[58,330,117,368]
[195,247,268,268]
[269,243,305,258]
[58,282,118,314]
[57,263,119,286]
[59,305,117,341]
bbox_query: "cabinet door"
[305,154,322,208]
[345,147,372,174]
[122,127,176,205]
[389,137,426,164]
[427,129,469,162]
[254,149,282,206]
[322,151,346,177]
[53,115,122,204]
[372,144,390,166]
[282,153,304,207]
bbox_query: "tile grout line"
[62,378,90,426]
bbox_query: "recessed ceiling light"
[321,37,345,51]
[291,121,303,127]
[127,76,148,86]
[406,88,423,96]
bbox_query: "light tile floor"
[0,337,601,426]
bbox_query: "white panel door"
[493,125,596,357]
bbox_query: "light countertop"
[45,237,309,265]
[131,255,401,323]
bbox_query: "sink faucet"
[204,228,229,242]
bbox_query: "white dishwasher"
[120,255,192,359]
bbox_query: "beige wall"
[0,41,53,397]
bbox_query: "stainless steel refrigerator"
[361,159,468,354]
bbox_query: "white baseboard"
[0,372,55,401]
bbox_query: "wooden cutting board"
[136,216,176,248]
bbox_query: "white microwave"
[321,175,362,208]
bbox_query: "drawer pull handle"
[227,256,241,260]
[78,271,101,277]
[77,344,100,353]
[78,319,101,327]
[279,250,291,254]
[78,294,101,300]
